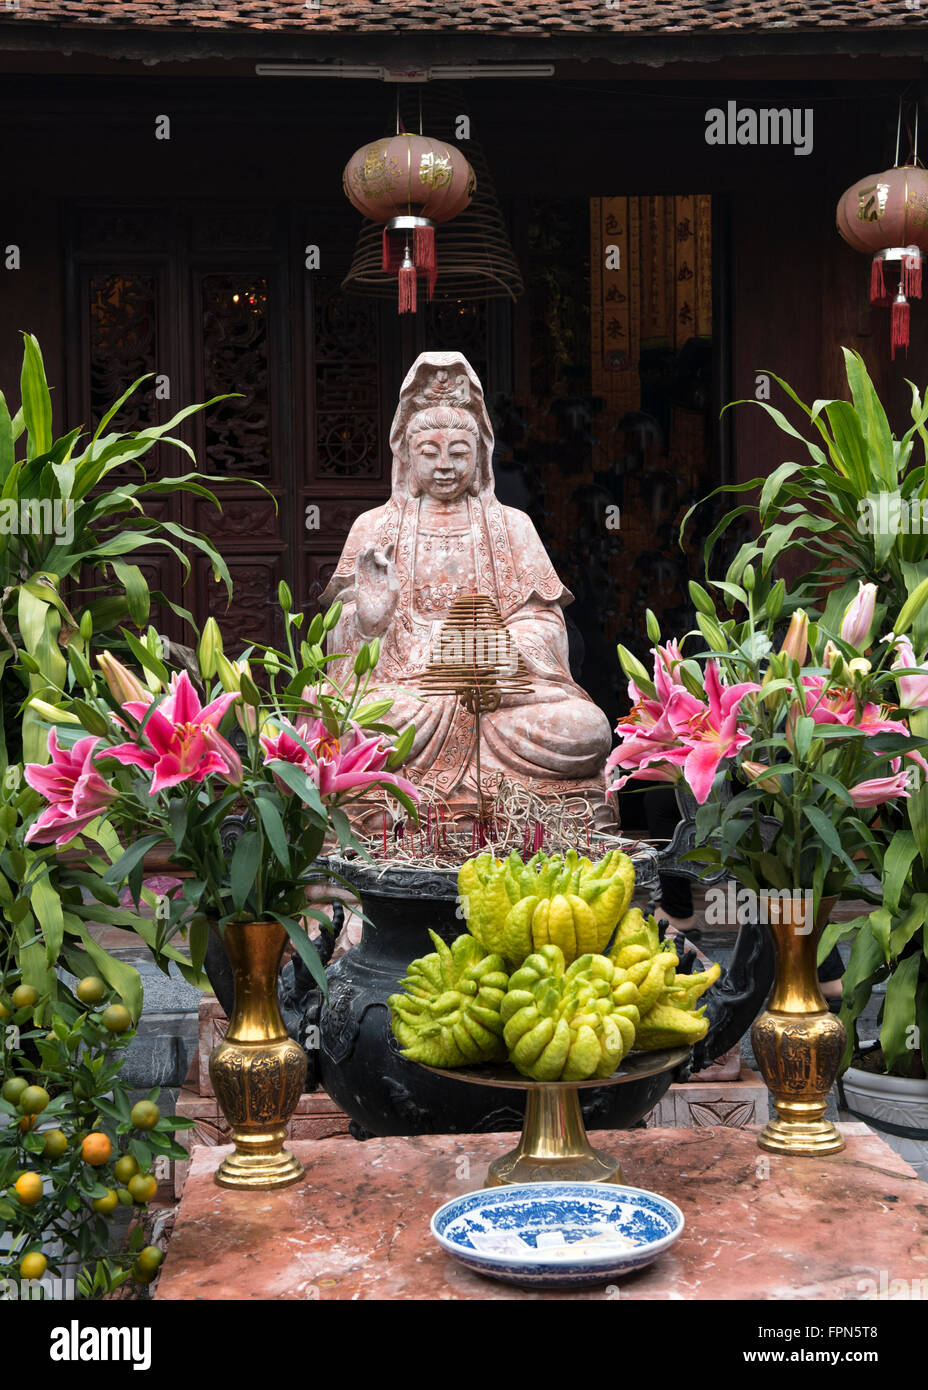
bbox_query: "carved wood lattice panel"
[313,279,382,480]
[88,272,158,437]
[201,274,273,479]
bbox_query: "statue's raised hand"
[354,543,399,638]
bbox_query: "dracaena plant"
[0,332,237,769]
[681,348,928,1078]
[19,590,419,992]
[608,573,928,1081]
[684,347,928,653]
[1,333,247,1018]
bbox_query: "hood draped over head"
[388,352,495,498]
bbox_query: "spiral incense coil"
[418,593,533,712]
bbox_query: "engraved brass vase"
[208,920,307,1190]
[750,894,846,1156]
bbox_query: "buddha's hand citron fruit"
[388,930,509,1069]
[501,946,636,1082]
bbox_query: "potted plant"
[0,973,193,1298]
[1,332,244,1014]
[684,348,928,1171]
[608,574,928,1156]
[20,590,419,1189]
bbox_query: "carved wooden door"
[66,202,399,652]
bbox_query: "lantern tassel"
[382,228,403,274]
[891,292,910,361]
[871,257,889,306]
[413,224,437,300]
[904,251,922,300]
[398,264,417,315]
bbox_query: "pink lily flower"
[664,661,760,804]
[652,641,687,703]
[848,749,928,807]
[840,581,878,650]
[848,770,911,807]
[800,676,910,737]
[263,717,419,804]
[24,729,117,845]
[260,719,318,797]
[99,671,241,794]
[606,677,689,795]
[892,635,928,710]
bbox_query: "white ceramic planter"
[841,1067,928,1181]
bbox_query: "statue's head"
[389,352,494,500]
[405,406,480,501]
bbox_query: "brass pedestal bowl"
[418,1048,690,1187]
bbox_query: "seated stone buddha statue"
[320,351,612,805]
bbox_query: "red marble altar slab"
[156,1124,928,1301]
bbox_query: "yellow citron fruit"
[92,1188,119,1215]
[101,1005,132,1034]
[76,977,106,1005]
[19,1086,50,1115]
[130,1100,160,1131]
[81,1133,113,1167]
[113,1154,139,1184]
[14,1172,43,1207]
[19,1252,47,1280]
[41,1129,68,1159]
[128,1173,157,1204]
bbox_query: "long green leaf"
[230,830,261,912]
[882,829,919,917]
[880,951,921,1071]
[111,561,150,628]
[101,833,163,886]
[31,872,64,967]
[0,390,14,484]
[270,911,329,1001]
[254,795,290,873]
[20,334,52,462]
[843,347,896,490]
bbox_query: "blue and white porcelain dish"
[430,1182,684,1288]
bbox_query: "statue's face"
[408,428,477,501]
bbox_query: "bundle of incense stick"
[346,779,657,872]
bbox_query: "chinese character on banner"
[676,218,693,242]
[677,262,694,282]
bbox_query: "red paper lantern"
[343,134,475,314]
[836,165,928,359]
